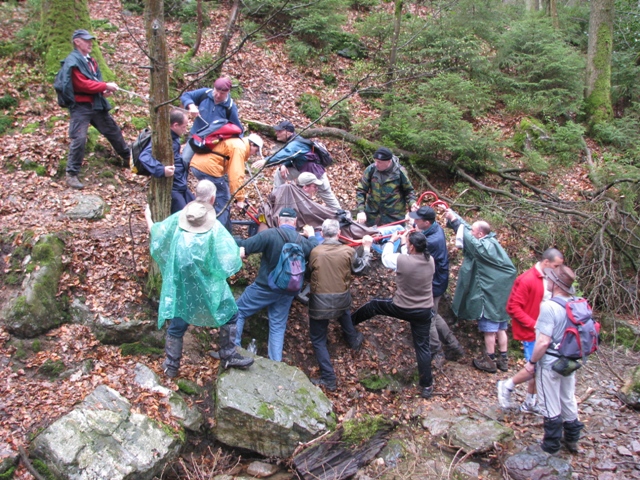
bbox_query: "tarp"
[263,184,378,241]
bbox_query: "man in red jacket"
[497,248,564,413]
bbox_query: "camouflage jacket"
[355,158,417,227]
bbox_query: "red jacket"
[506,265,545,341]
[71,65,107,104]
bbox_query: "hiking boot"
[208,350,220,359]
[497,380,514,409]
[221,352,254,370]
[561,438,580,454]
[444,345,465,362]
[432,352,446,370]
[351,332,364,352]
[162,334,183,378]
[473,352,497,373]
[496,355,509,372]
[520,401,543,416]
[420,385,434,399]
[311,377,337,392]
[66,175,84,189]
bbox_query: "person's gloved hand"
[356,212,367,224]
[251,159,266,170]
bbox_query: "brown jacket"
[308,239,370,320]
[394,253,435,309]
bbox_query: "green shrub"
[0,94,18,109]
[181,22,197,47]
[130,117,149,130]
[0,115,14,135]
[423,73,493,119]
[22,161,46,176]
[297,93,323,121]
[495,16,585,116]
[0,40,18,58]
[286,38,315,66]
[324,102,351,129]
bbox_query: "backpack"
[54,61,73,108]
[302,138,334,167]
[189,121,243,154]
[548,297,600,362]
[267,229,306,295]
[129,128,153,176]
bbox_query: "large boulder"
[214,355,335,457]
[617,365,640,410]
[1,234,67,338]
[30,385,182,480]
[504,445,572,480]
[65,194,106,220]
[448,417,514,453]
[92,314,157,345]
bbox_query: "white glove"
[356,212,367,224]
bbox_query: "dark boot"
[66,174,84,190]
[472,351,497,373]
[219,323,253,370]
[562,419,584,453]
[444,343,465,362]
[496,354,509,372]
[541,415,563,454]
[162,334,183,378]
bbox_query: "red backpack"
[189,121,242,154]
[548,297,600,362]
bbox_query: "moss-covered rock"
[618,365,640,410]
[1,234,68,338]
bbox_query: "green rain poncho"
[451,219,516,323]
[150,213,242,329]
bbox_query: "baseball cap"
[72,29,96,41]
[279,208,297,218]
[409,206,436,222]
[274,120,295,133]
[298,172,322,186]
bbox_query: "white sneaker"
[520,401,543,416]
[497,380,513,409]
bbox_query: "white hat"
[298,172,322,186]
[247,133,263,158]
[178,201,216,233]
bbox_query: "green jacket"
[355,157,416,227]
[448,217,516,322]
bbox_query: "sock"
[488,353,496,360]
[500,351,508,359]
[505,379,515,391]
[526,393,537,405]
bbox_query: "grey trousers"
[429,296,460,354]
[536,361,579,421]
[67,103,129,176]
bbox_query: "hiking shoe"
[221,352,254,370]
[432,352,446,370]
[520,401,543,416]
[420,385,434,399]
[497,380,514,409]
[496,355,509,372]
[162,359,178,378]
[208,350,220,359]
[561,439,580,454]
[351,332,364,352]
[444,345,465,362]
[311,377,337,392]
[473,352,497,373]
[66,175,84,189]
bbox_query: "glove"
[356,212,367,224]
[251,159,266,170]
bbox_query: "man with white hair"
[145,179,253,377]
[307,219,373,391]
[444,209,517,374]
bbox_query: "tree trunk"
[548,0,559,29]
[214,0,241,78]
[585,0,614,126]
[191,0,203,56]
[381,0,402,120]
[38,0,113,79]
[146,0,173,283]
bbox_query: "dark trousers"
[67,103,129,176]
[191,167,232,232]
[353,299,433,387]
[171,189,195,214]
[309,311,359,382]
[166,313,238,338]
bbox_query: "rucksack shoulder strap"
[550,297,568,308]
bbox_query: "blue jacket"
[138,131,189,193]
[238,225,318,289]
[180,88,243,136]
[421,222,449,298]
[265,138,312,170]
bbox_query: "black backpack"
[129,128,153,176]
[301,138,334,167]
[53,61,73,108]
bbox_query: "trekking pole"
[116,87,149,101]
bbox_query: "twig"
[467,405,505,426]
[577,387,596,404]
[18,446,47,480]
[597,351,625,383]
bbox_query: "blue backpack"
[268,229,305,295]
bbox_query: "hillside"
[1,0,639,479]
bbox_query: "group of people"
[62,27,585,456]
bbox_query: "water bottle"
[248,339,257,354]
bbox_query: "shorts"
[477,318,508,333]
[522,341,535,362]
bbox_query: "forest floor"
[0,0,639,479]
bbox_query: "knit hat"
[213,77,232,92]
[373,147,393,160]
